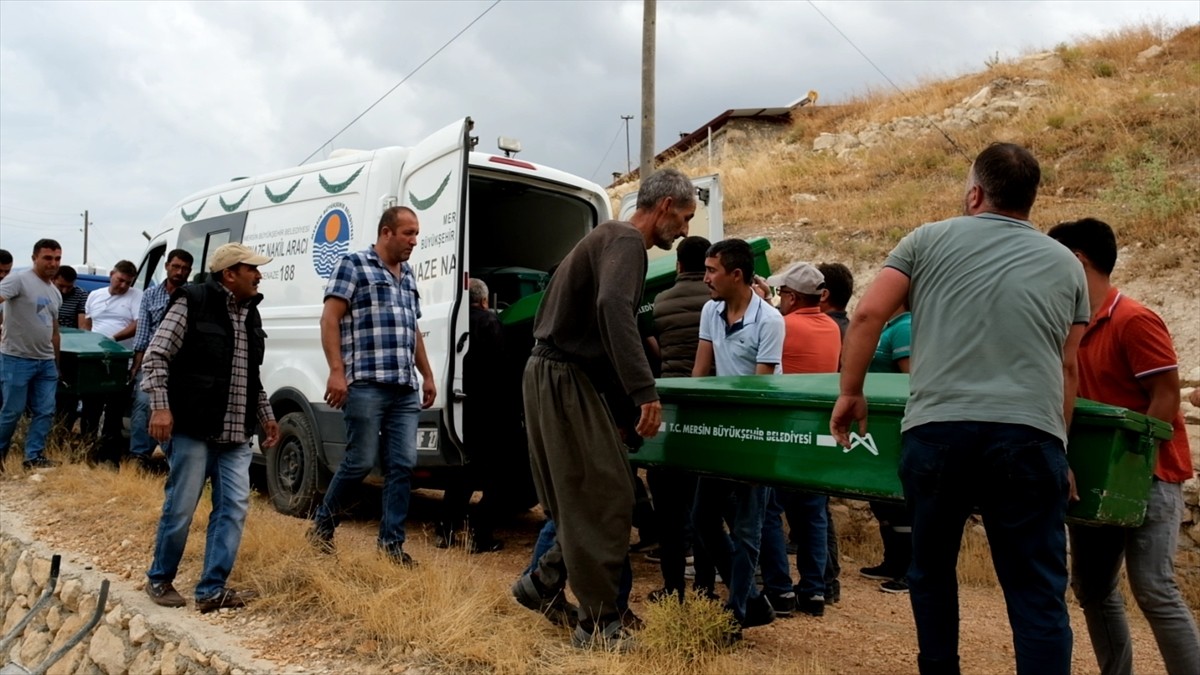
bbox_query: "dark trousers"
[646,467,715,596]
[523,355,633,628]
[693,477,767,621]
[901,421,1072,675]
[870,500,913,579]
[81,387,129,465]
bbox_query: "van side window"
[136,244,166,291]
[177,212,248,283]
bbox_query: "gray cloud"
[1,0,1195,266]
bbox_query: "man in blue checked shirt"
[307,206,436,567]
[130,249,194,464]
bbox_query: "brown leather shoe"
[146,581,186,608]
[196,588,258,613]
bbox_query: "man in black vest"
[142,243,280,613]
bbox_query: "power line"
[298,0,503,165]
[805,0,972,162]
[0,204,77,217]
[589,121,627,184]
[0,216,78,229]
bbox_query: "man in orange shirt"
[1048,218,1199,675]
[759,262,843,616]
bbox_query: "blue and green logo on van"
[312,203,352,279]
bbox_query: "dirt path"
[1,467,1178,674]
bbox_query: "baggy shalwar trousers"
[523,353,634,628]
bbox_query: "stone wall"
[0,534,273,675]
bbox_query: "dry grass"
[619,22,1200,266]
[7,445,777,674]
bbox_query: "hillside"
[615,23,1200,381]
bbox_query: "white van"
[132,117,722,517]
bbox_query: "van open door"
[619,173,723,261]
[400,117,472,463]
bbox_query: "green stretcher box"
[632,373,1171,527]
[57,327,132,395]
[498,237,773,327]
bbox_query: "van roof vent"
[329,149,367,159]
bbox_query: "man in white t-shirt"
[82,260,142,348]
[81,260,141,465]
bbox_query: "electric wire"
[805,0,972,162]
[298,0,502,165]
[589,121,627,184]
[0,204,78,217]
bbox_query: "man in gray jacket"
[512,168,694,650]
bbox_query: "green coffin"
[632,373,1171,527]
[498,237,773,327]
[58,327,132,395]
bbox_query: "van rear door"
[400,117,471,462]
[619,173,723,261]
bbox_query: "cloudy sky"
[1,0,1195,268]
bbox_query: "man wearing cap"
[307,206,436,568]
[142,242,279,613]
[758,262,842,617]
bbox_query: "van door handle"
[456,333,469,354]
[453,389,467,402]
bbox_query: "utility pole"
[81,210,90,265]
[640,0,656,181]
[620,114,634,176]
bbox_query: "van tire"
[266,412,321,518]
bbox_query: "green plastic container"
[499,236,773,327]
[57,327,132,395]
[632,373,1171,527]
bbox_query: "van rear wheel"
[266,412,321,517]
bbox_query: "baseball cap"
[766,261,825,295]
[208,243,273,273]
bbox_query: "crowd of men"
[0,142,1196,671]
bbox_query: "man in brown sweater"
[512,168,695,650]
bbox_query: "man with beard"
[130,249,194,464]
[512,168,694,650]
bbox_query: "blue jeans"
[147,433,252,600]
[313,383,419,548]
[0,355,58,461]
[693,478,767,621]
[1070,480,1200,675]
[526,519,633,611]
[901,421,1072,675]
[761,488,829,599]
[130,370,168,457]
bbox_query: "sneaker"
[512,573,578,628]
[824,592,841,606]
[859,564,898,581]
[880,578,910,594]
[796,595,826,617]
[571,619,634,652]
[22,457,59,470]
[765,590,796,617]
[305,527,334,554]
[382,546,416,568]
[739,594,776,628]
[145,581,186,608]
[621,609,645,631]
[643,547,662,563]
[195,588,257,613]
[468,538,504,554]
